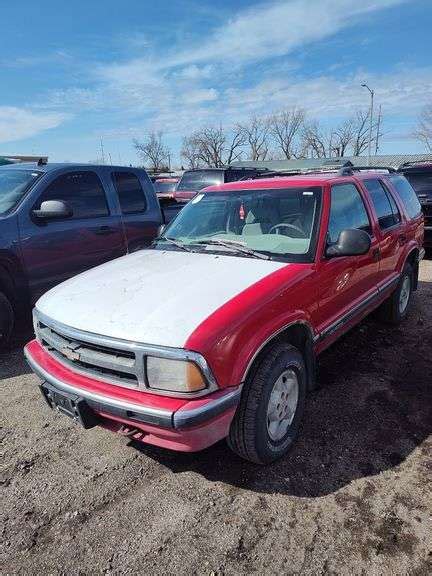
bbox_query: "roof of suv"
[203,170,391,192]
[0,162,145,173]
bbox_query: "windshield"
[154,181,177,193]
[157,186,322,262]
[0,169,41,215]
[176,170,224,192]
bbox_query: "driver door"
[18,169,125,303]
[316,182,380,349]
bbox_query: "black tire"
[0,291,14,350]
[227,342,307,464]
[378,263,414,325]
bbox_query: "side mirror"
[157,224,166,237]
[32,200,73,220]
[326,228,371,258]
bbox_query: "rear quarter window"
[389,175,422,219]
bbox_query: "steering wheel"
[268,223,307,238]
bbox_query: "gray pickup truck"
[0,162,181,346]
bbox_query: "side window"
[389,174,422,219]
[363,179,401,230]
[38,171,109,218]
[328,183,371,243]
[112,172,147,214]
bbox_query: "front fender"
[185,264,318,388]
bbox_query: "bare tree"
[238,116,270,161]
[414,103,432,152]
[181,125,245,168]
[351,110,371,156]
[351,109,384,157]
[133,132,169,171]
[180,136,204,169]
[269,108,305,159]
[331,118,356,157]
[301,121,329,158]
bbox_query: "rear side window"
[112,172,147,214]
[38,171,109,218]
[389,175,422,219]
[363,179,401,230]
[328,183,371,243]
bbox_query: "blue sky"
[1,0,431,165]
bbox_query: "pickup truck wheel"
[0,291,14,349]
[379,263,413,325]
[227,342,306,464]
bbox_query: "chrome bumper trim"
[24,346,240,430]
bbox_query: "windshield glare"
[0,169,40,215]
[161,187,322,261]
[176,170,224,192]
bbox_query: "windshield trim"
[0,169,43,216]
[158,186,323,264]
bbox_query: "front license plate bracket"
[40,382,99,429]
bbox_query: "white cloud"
[0,107,69,144]
[171,0,406,67]
[96,0,407,88]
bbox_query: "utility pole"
[375,105,382,155]
[100,137,105,165]
[361,83,374,166]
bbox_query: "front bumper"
[24,340,241,452]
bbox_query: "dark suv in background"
[398,162,432,248]
[173,167,269,202]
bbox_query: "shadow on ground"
[0,327,34,379]
[131,281,432,498]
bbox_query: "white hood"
[36,249,285,348]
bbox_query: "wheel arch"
[242,321,316,392]
[403,246,420,290]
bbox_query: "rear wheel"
[0,291,14,350]
[227,342,307,464]
[378,263,413,325]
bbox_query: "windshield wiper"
[195,239,270,260]
[154,236,193,252]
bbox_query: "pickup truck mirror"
[32,200,73,221]
[326,228,371,258]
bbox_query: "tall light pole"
[361,83,374,166]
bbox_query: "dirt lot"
[1,260,431,575]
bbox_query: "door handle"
[372,247,380,261]
[399,234,407,246]
[95,226,115,235]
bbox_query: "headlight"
[146,356,207,393]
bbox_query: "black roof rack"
[350,165,396,173]
[398,161,432,171]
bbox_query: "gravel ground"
[1,260,431,575]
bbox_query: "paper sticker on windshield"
[303,191,314,196]
[191,194,204,204]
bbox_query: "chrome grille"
[33,310,218,398]
[37,321,140,389]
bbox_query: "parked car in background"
[398,162,432,248]
[25,168,424,464]
[153,177,179,200]
[0,162,178,347]
[173,167,269,202]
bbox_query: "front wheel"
[227,342,307,464]
[378,263,414,325]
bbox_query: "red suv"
[25,169,425,464]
